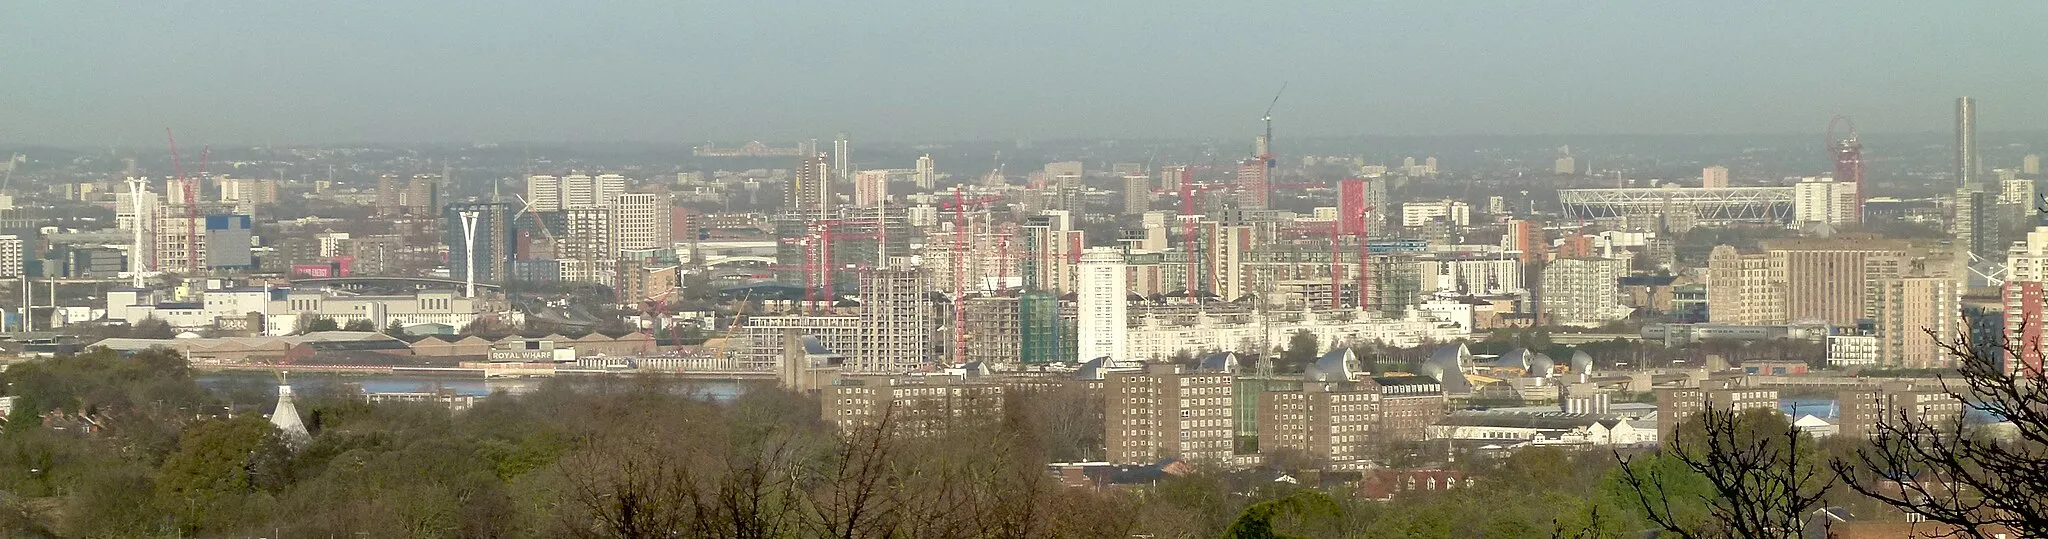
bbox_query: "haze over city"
[2,3,2047,539]
[7,2,2048,145]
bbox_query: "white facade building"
[1123,309,1466,362]
[1793,177,1859,226]
[266,289,483,335]
[915,154,936,189]
[525,175,561,211]
[608,192,668,256]
[2006,226,2048,284]
[1826,334,1880,366]
[529,173,628,211]
[1419,256,1523,295]
[0,235,21,279]
[1540,258,1629,327]
[1077,249,1129,362]
[1401,200,1471,228]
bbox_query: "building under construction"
[851,268,937,372]
[771,208,913,295]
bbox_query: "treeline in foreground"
[0,347,2040,538]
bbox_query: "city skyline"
[6,2,2048,146]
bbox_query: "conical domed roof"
[271,380,311,447]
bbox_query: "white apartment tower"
[833,133,851,182]
[915,154,936,189]
[1793,177,1860,226]
[608,192,670,256]
[1077,249,1129,362]
[2006,226,2048,284]
[0,235,22,279]
[529,174,627,211]
[525,175,561,212]
[1540,258,1628,327]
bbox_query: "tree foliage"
[303,316,341,333]
[1616,407,1834,538]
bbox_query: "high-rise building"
[1077,249,1128,362]
[1504,219,1545,264]
[1792,178,1859,226]
[164,176,198,207]
[914,154,936,189]
[1043,161,1083,180]
[444,202,515,284]
[1554,156,1577,176]
[832,133,851,182]
[1161,165,1192,192]
[378,174,408,216]
[552,174,625,210]
[406,174,442,216]
[2025,154,2042,176]
[1337,177,1388,238]
[1122,174,1152,214]
[1771,239,1909,326]
[1106,364,1235,464]
[1539,258,1628,327]
[1020,213,1085,294]
[1875,268,1962,369]
[1954,187,1997,261]
[1957,97,1980,189]
[2002,177,2036,206]
[552,208,614,285]
[203,215,254,270]
[2005,225,2048,283]
[1702,165,1729,188]
[1234,158,1269,209]
[0,235,22,279]
[608,192,670,257]
[852,268,935,372]
[525,175,561,212]
[1706,240,1912,327]
[2001,280,2045,377]
[786,154,831,216]
[853,170,889,208]
[152,214,207,274]
[217,177,278,213]
[1706,245,1777,325]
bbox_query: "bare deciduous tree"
[1830,328,2048,538]
[1617,405,1835,539]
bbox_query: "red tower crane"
[1827,116,1865,221]
[940,190,1004,364]
[1178,181,1228,302]
[1337,178,1374,310]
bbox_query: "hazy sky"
[5,1,2044,146]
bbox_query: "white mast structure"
[457,209,482,298]
[125,177,150,288]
